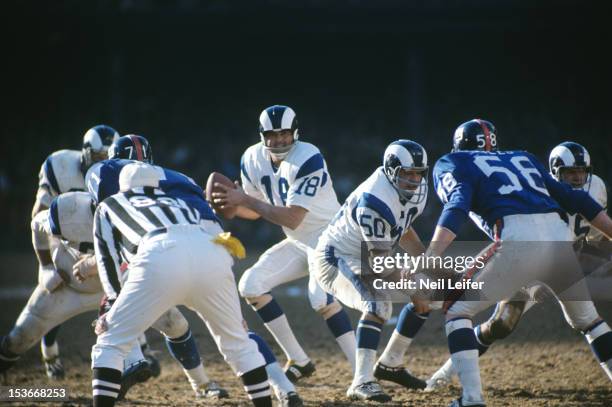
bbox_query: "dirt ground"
[1,252,611,406]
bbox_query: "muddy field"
[1,253,611,406]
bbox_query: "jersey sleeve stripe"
[49,197,62,236]
[355,192,396,227]
[43,157,61,195]
[240,154,253,184]
[295,153,324,179]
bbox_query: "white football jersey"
[36,149,85,208]
[568,174,607,241]
[322,167,427,258]
[240,141,340,247]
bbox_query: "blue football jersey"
[86,159,220,224]
[433,151,603,237]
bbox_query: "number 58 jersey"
[433,150,603,240]
[240,141,340,247]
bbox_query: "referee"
[91,162,272,407]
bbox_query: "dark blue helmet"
[452,119,498,152]
[109,134,153,164]
[81,124,120,170]
[259,105,299,160]
[383,139,428,203]
[548,141,592,186]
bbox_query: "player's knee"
[238,269,266,299]
[153,308,189,339]
[567,313,602,332]
[487,303,524,340]
[316,301,342,319]
[363,311,385,325]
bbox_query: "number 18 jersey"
[240,141,340,247]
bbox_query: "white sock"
[378,331,412,367]
[266,361,295,400]
[352,348,377,387]
[124,341,145,369]
[184,363,210,392]
[435,357,455,379]
[336,331,357,373]
[451,350,483,404]
[601,359,612,381]
[265,315,309,365]
[40,341,59,360]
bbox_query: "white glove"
[73,254,98,282]
[39,265,64,293]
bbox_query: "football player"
[29,124,118,378]
[85,134,230,399]
[309,140,429,402]
[425,139,609,391]
[0,191,158,398]
[212,105,356,381]
[425,119,612,406]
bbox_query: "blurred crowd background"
[2,0,610,250]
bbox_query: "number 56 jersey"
[240,141,340,247]
[321,167,427,258]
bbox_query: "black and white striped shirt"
[93,186,201,298]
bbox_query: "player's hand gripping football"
[212,181,247,208]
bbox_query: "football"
[205,171,238,219]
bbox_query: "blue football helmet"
[109,134,153,164]
[452,119,498,152]
[81,124,120,170]
[549,141,592,188]
[383,140,428,203]
[259,105,299,160]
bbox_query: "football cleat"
[43,356,65,380]
[195,381,229,399]
[279,391,304,407]
[448,397,486,407]
[374,362,426,390]
[118,360,154,400]
[425,368,453,392]
[143,352,161,378]
[347,381,392,402]
[284,360,315,383]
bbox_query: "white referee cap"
[119,162,161,191]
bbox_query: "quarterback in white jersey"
[212,105,357,382]
[310,140,429,402]
[28,124,119,378]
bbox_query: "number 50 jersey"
[240,141,340,247]
[322,167,427,258]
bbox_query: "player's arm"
[32,159,59,218]
[233,204,262,220]
[399,226,426,256]
[93,204,123,296]
[214,182,307,229]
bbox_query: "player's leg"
[444,242,539,407]
[375,302,428,390]
[554,280,612,381]
[185,233,272,407]
[307,271,356,374]
[152,306,228,398]
[238,239,311,372]
[427,288,537,392]
[0,285,100,373]
[312,245,392,402]
[92,236,186,407]
[41,325,63,378]
[248,331,304,406]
